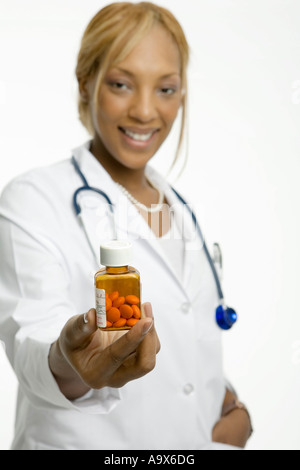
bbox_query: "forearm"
[212,407,252,448]
[48,339,91,400]
[212,388,253,448]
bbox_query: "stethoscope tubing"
[170,187,224,301]
[72,156,114,215]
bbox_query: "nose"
[128,87,158,123]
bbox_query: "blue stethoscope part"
[71,156,237,330]
[71,156,114,215]
[216,305,238,330]
[172,187,237,331]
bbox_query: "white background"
[0,0,299,450]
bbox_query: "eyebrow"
[112,67,181,80]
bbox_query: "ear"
[78,78,90,104]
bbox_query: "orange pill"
[107,307,121,323]
[113,318,127,328]
[106,297,112,311]
[119,304,133,319]
[132,305,141,319]
[109,291,119,302]
[106,320,113,328]
[127,318,139,327]
[113,296,125,308]
[125,295,140,305]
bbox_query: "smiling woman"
[0,1,252,450]
[84,25,183,182]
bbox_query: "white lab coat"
[0,142,228,450]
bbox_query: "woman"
[0,2,252,450]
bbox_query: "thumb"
[65,308,98,350]
[83,308,97,328]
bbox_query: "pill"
[113,318,127,328]
[126,318,139,327]
[113,296,125,308]
[109,291,119,302]
[119,304,133,319]
[125,295,140,305]
[132,305,141,319]
[107,307,121,323]
[106,297,112,311]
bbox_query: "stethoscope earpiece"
[216,305,237,330]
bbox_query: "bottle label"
[95,288,106,328]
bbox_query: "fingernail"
[142,319,153,335]
[83,311,89,324]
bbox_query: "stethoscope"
[71,156,237,330]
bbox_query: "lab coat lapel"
[110,166,185,285]
[72,143,120,263]
[117,177,204,301]
[115,193,183,288]
[164,185,205,301]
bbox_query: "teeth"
[124,129,153,141]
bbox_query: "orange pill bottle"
[94,240,141,331]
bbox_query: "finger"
[81,305,158,389]
[90,316,153,387]
[141,302,153,319]
[105,316,153,365]
[135,315,160,364]
[129,302,160,354]
[107,319,159,387]
[140,302,160,353]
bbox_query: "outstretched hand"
[49,303,160,400]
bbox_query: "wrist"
[222,399,253,439]
[49,340,91,400]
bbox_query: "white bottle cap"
[100,240,132,267]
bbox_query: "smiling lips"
[119,127,158,143]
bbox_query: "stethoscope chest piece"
[216,305,237,330]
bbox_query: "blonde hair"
[75,2,189,168]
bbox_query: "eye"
[110,81,129,90]
[160,87,178,96]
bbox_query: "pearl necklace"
[115,180,164,213]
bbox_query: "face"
[86,25,183,173]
